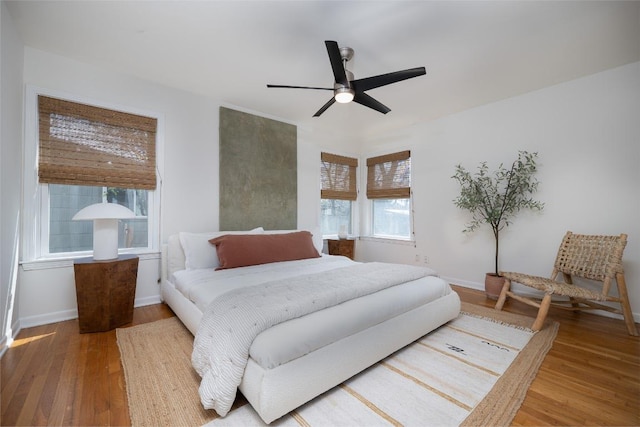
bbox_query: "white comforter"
[191,261,436,417]
[172,255,358,312]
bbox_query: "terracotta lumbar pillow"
[209,231,320,270]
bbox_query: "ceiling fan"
[267,40,426,117]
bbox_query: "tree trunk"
[493,228,500,276]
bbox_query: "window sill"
[322,234,357,240]
[359,236,416,246]
[21,250,160,271]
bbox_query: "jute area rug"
[117,302,558,427]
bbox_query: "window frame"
[22,86,164,265]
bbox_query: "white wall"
[356,62,640,320]
[10,34,640,328]
[1,1,25,354]
[17,48,321,327]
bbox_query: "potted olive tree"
[452,151,544,299]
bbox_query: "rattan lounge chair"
[495,231,638,336]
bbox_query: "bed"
[160,229,461,424]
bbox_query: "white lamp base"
[93,219,119,261]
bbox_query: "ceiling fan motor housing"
[334,69,354,89]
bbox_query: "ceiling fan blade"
[313,98,336,117]
[325,40,348,86]
[353,92,391,114]
[267,84,333,90]
[352,67,426,92]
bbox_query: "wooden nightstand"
[73,254,138,333]
[327,239,355,260]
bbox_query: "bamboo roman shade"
[321,152,358,200]
[366,150,411,199]
[38,95,157,189]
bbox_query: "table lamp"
[72,202,136,260]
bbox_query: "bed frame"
[161,234,461,423]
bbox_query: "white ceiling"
[6,1,640,140]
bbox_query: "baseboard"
[441,275,484,291]
[445,276,640,324]
[18,295,164,330]
[19,308,78,329]
[0,319,22,359]
[134,295,163,308]
[0,335,8,359]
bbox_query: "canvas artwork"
[219,107,297,230]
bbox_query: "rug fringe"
[460,311,535,333]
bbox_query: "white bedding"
[191,261,442,416]
[171,255,358,312]
[171,255,445,371]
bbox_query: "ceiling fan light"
[334,87,355,103]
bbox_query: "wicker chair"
[495,231,638,336]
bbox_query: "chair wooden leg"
[616,273,639,336]
[569,297,580,309]
[495,278,511,311]
[532,293,552,331]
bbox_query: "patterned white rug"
[203,306,557,426]
[118,303,557,427]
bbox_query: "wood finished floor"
[2,285,639,426]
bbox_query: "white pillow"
[179,227,264,270]
[263,228,323,254]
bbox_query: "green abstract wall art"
[219,107,297,230]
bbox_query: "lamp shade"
[73,203,136,260]
[72,202,136,220]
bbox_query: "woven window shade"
[38,95,157,190]
[321,152,358,201]
[366,150,411,199]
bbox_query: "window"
[47,185,148,254]
[33,94,158,258]
[321,199,352,236]
[366,150,412,240]
[320,152,358,236]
